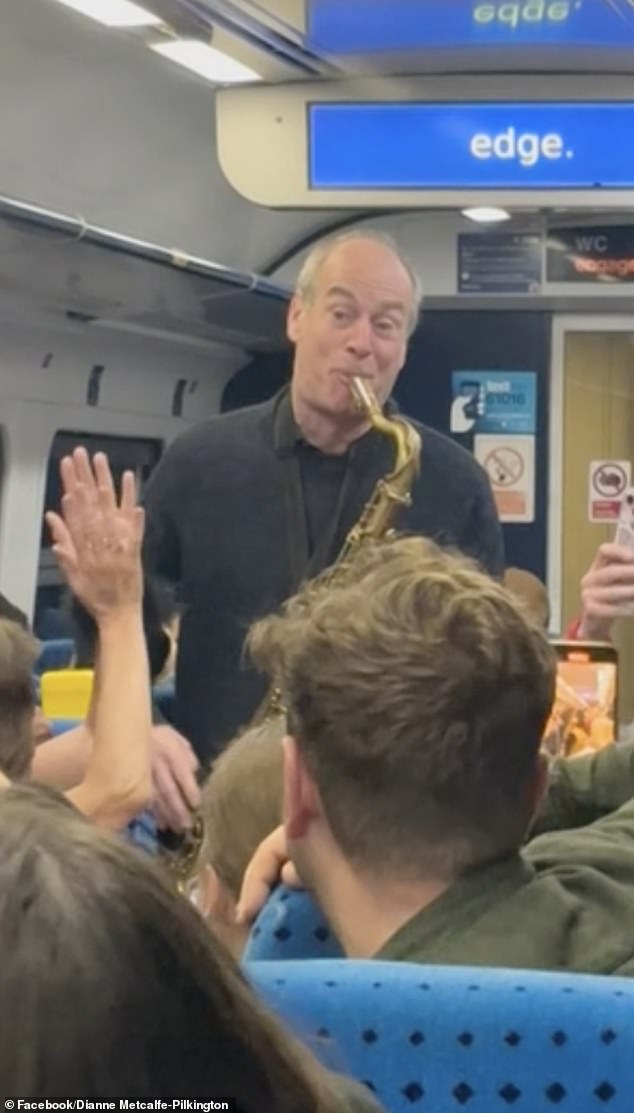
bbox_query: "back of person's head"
[0,618,37,780]
[202,719,284,899]
[198,720,284,954]
[0,783,346,1108]
[249,537,556,881]
[0,591,28,630]
[504,567,551,630]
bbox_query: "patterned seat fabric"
[244,885,343,961]
[247,959,634,1113]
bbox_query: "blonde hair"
[201,720,284,898]
[295,229,423,335]
[249,537,556,880]
[0,618,38,780]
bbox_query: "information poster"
[451,371,537,435]
[458,234,542,295]
[451,371,537,524]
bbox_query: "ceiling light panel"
[53,0,162,28]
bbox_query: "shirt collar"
[273,386,305,456]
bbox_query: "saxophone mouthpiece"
[350,376,377,415]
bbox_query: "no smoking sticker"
[475,434,535,523]
[484,446,525,488]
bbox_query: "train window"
[34,432,162,639]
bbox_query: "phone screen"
[614,487,634,551]
[543,642,618,758]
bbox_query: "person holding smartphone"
[569,542,634,641]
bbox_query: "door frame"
[549,314,634,632]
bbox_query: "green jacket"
[378,744,634,976]
[534,740,634,835]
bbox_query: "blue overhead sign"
[308,102,634,190]
[308,0,634,53]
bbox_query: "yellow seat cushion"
[40,669,94,720]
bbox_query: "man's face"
[287,238,415,419]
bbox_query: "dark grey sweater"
[143,389,504,763]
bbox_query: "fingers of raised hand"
[61,449,121,507]
[59,487,99,557]
[74,446,97,490]
[59,453,81,498]
[60,447,93,499]
[93,453,117,509]
[120,469,138,515]
[45,511,79,583]
[56,453,142,570]
[45,511,76,563]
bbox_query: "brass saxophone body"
[161,377,422,895]
[339,376,422,561]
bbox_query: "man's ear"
[283,733,320,840]
[286,295,304,345]
[526,751,551,834]
[534,751,550,810]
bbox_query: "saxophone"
[161,376,422,895]
[338,376,422,561]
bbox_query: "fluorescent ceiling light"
[151,39,260,84]
[53,0,161,26]
[462,207,511,224]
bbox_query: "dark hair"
[70,576,177,680]
[0,784,346,1108]
[0,591,28,631]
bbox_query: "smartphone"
[614,487,634,552]
[542,640,618,759]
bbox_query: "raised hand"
[46,448,144,621]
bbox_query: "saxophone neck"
[350,376,420,475]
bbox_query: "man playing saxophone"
[142,230,504,831]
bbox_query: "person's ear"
[283,734,320,839]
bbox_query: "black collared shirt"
[274,391,361,565]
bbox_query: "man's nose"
[345,317,373,357]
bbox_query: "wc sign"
[589,460,631,522]
[547,225,634,282]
